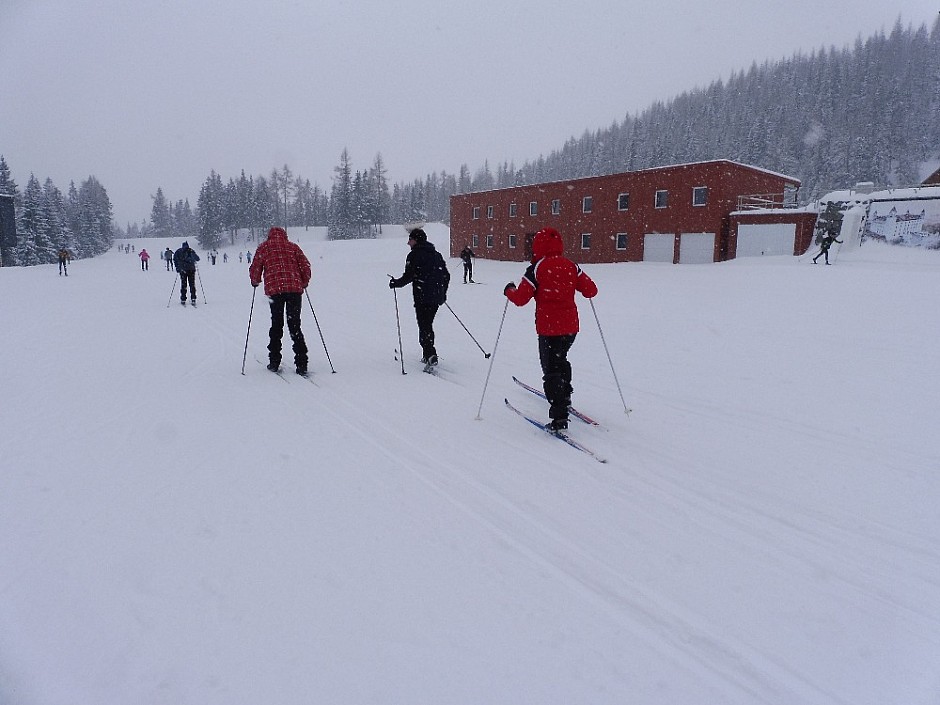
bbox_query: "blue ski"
[504,398,607,463]
[511,376,601,426]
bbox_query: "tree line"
[0,155,113,266]
[4,16,937,262]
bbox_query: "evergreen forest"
[2,17,937,261]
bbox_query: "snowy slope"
[1,225,939,704]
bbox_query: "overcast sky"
[1,1,937,226]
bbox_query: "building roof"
[922,166,940,185]
[461,159,802,196]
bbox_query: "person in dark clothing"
[249,227,312,376]
[389,228,450,366]
[163,247,174,271]
[812,233,843,264]
[57,248,71,276]
[504,227,598,432]
[460,245,475,283]
[173,241,201,304]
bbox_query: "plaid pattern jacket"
[249,229,311,295]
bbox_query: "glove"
[504,282,516,296]
[251,282,259,288]
[388,279,396,289]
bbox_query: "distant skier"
[138,248,150,271]
[173,241,200,305]
[249,227,312,376]
[504,227,597,433]
[812,233,843,265]
[389,228,450,368]
[163,247,173,271]
[460,244,475,283]
[57,248,71,276]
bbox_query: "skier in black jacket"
[173,241,201,304]
[460,245,475,283]
[389,228,450,366]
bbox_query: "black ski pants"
[539,333,576,421]
[414,303,439,360]
[463,261,473,283]
[179,270,196,301]
[268,292,308,370]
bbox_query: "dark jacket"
[460,247,474,264]
[173,244,200,273]
[391,241,450,307]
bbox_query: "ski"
[255,357,289,382]
[511,376,601,426]
[504,398,607,463]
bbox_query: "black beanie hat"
[409,228,427,243]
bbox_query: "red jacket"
[249,227,311,295]
[505,227,597,336]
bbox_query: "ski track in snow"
[2,228,940,704]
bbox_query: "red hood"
[531,227,564,262]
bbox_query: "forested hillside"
[489,18,940,202]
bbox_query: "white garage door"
[736,223,796,257]
[679,232,716,264]
[643,233,675,263]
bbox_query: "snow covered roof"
[819,184,940,206]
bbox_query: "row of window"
[472,187,708,219]
[470,232,632,250]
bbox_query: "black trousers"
[179,270,196,300]
[415,303,439,360]
[539,334,576,421]
[463,261,473,282]
[268,292,308,370]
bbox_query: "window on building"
[551,199,560,215]
[509,234,517,249]
[692,186,708,206]
[655,190,669,209]
[472,206,480,220]
[529,201,538,216]
[509,203,517,217]
[582,196,593,213]
[486,234,494,248]
[487,205,494,219]
[618,193,630,211]
[581,233,591,249]
[616,233,628,250]
[471,234,479,248]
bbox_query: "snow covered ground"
[1,225,938,704]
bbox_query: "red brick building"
[449,160,801,264]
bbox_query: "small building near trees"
[449,159,805,264]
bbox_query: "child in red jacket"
[505,227,597,432]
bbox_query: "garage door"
[679,232,715,264]
[736,223,796,257]
[643,233,675,263]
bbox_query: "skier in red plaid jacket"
[249,227,312,376]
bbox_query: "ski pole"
[444,302,491,358]
[475,298,509,420]
[305,289,336,373]
[165,272,179,308]
[589,299,631,415]
[196,267,208,304]
[390,277,406,375]
[241,286,257,375]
